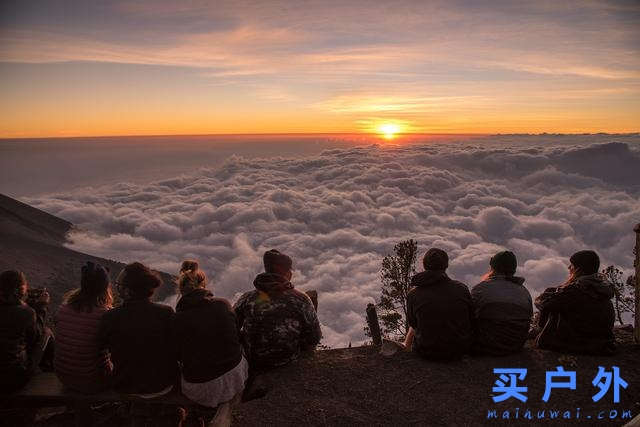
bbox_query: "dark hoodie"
[173,289,243,383]
[535,273,615,355]
[233,273,321,370]
[406,271,473,360]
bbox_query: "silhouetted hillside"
[0,194,175,306]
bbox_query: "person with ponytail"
[535,250,615,355]
[172,260,248,419]
[54,262,113,393]
[470,251,532,355]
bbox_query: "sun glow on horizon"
[377,123,401,139]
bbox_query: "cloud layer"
[29,136,640,347]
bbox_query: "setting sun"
[377,123,401,139]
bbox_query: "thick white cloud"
[28,137,640,347]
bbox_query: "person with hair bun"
[97,262,178,398]
[535,250,615,355]
[471,251,533,355]
[172,260,248,422]
[54,262,113,393]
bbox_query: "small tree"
[602,265,635,326]
[377,239,418,340]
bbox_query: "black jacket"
[535,274,615,355]
[0,302,43,392]
[97,299,177,394]
[173,289,243,383]
[406,271,473,360]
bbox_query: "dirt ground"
[25,329,640,426]
[233,329,639,426]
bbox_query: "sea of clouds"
[28,136,640,347]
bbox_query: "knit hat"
[263,249,293,273]
[490,251,517,276]
[81,262,109,291]
[422,248,449,271]
[570,250,600,275]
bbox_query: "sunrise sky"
[1,0,639,138]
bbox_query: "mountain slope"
[0,193,175,306]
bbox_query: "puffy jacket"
[54,304,111,393]
[471,275,533,355]
[535,273,615,355]
[173,288,243,383]
[406,270,473,360]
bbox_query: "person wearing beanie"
[54,262,114,394]
[97,262,178,399]
[535,250,615,355]
[405,248,473,360]
[172,260,248,420]
[470,251,533,356]
[234,249,321,371]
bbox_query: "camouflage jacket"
[233,273,321,370]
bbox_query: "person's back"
[54,262,113,393]
[0,271,43,393]
[406,249,473,360]
[234,250,321,370]
[98,262,177,395]
[175,290,243,382]
[535,250,615,355]
[471,251,533,356]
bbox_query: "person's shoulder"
[470,280,489,291]
[209,296,233,311]
[287,288,314,305]
[448,278,471,293]
[150,301,175,315]
[233,290,258,309]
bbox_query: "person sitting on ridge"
[233,249,321,371]
[0,270,49,393]
[404,248,473,360]
[54,262,114,394]
[535,250,615,355]
[97,262,178,397]
[173,260,248,422]
[470,251,532,356]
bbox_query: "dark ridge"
[0,194,175,306]
[0,193,72,246]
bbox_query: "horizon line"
[2,131,639,141]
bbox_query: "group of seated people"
[403,248,615,359]
[0,245,616,422]
[0,249,321,424]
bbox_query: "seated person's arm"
[232,297,246,331]
[300,298,322,351]
[403,327,415,350]
[534,286,578,313]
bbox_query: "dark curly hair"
[118,262,162,299]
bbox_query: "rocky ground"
[233,329,639,426]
